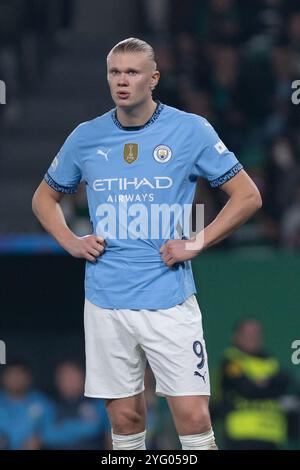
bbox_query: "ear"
[151,70,160,91]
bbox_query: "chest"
[80,129,193,183]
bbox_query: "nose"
[117,73,129,86]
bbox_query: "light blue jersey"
[45,103,242,309]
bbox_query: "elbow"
[253,187,263,211]
[32,190,40,217]
[247,187,263,213]
[32,192,37,216]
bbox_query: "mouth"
[116,91,130,100]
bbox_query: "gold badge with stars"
[124,143,138,164]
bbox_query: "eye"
[111,70,119,76]
[128,71,137,76]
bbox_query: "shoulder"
[69,110,114,140]
[163,105,214,135]
[163,104,209,126]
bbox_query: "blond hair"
[107,37,156,67]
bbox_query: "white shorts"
[84,295,210,399]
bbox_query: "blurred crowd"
[0,360,111,450]
[0,0,73,124]
[0,359,179,450]
[211,318,299,450]
[1,320,300,450]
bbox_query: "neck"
[116,98,157,127]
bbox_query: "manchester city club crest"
[124,143,138,164]
[153,145,172,163]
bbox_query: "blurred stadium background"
[0,0,300,450]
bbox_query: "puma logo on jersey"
[97,148,111,161]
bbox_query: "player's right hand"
[66,235,106,262]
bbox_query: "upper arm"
[191,117,243,187]
[33,180,65,205]
[44,126,82,194]
[219,169,262,202]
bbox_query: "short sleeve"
[191,118,243,188]
[44,127,82,194]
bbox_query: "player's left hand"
[159,239,200,267]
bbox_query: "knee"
[189,410,211,433]
[110,407,146,435]
[181,407,211,434]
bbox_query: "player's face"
[107,52,159,108]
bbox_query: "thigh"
[140,295,210,397]
[84,299,147,399]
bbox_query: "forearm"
[32,196,76,251]
[194,192,261,252]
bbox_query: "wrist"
[58,230,78,252]
[188,233,206,254]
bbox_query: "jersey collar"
[111,101,164,131]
